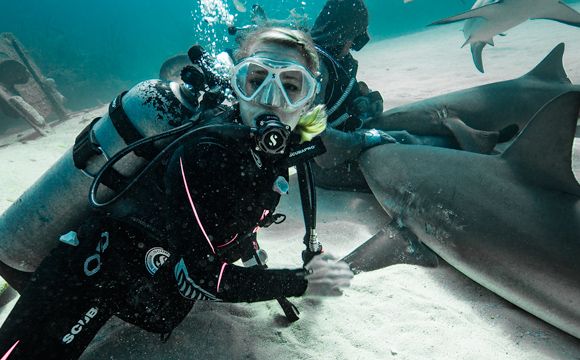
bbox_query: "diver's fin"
[523,43,570,83]
[470,41,487,73]
[429,0,503,25]
[341,221,439,274]
[502,91,580,196]
[531,1,580,27]
[497,124,520,143]
[442,117,499,154]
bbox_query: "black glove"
[360,128,397,150]
[349,91,384,121]
[180,65,205,89]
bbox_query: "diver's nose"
[257,80,284,108]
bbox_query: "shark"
[366,43,580,154]
[430,0,580,73]
[344,91,580,338]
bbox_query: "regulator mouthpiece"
[254,114,291,155]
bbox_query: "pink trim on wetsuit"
[252,209,270,233]
[260,209,270,221]
[217,233,239,248]
[179,157,216,255]
[1,340,19,360]
[216,262,228,293]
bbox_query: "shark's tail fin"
[524,43,570,83]
[502,91,580,196]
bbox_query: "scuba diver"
[0,27,353,360]
[311,0,378,130]
[309,0,459,191]
[307,0,397,191]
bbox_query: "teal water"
[0,0,578,110]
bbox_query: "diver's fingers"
[305,267,354,281]
[304,277,352,297]
[307,277,352,288]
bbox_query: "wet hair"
[234,27,320,75]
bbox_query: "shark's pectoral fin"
[531,1,580,27]
[341,221,439,274]
[470,42,487,73]
[461,36,472,48]
[442,117,499,154]
[429,0,502,25]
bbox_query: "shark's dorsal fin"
[502,92,580,196]
[523,43,571,83]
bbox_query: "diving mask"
[352,32,370,51]
[232,57,319,112]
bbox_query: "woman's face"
[237,41,314,130]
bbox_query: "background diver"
[307,0,458,191]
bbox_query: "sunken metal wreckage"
[0,32,68,142]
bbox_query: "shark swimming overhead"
[346,91,580,338]
[366,43,580,154]
[430,0,580,72]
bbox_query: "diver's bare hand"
[304,253,354,297]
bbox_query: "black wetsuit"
[0,112,307,360]
[311,50,373,192]
[317,52,363,130]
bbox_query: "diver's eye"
[249,78,265,89]
[282,79,304,103]
[245,70,267,94]
[280,70,304,100]
[243,63,269,92]
[283,82,300,93]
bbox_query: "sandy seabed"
[1,8,580,360]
